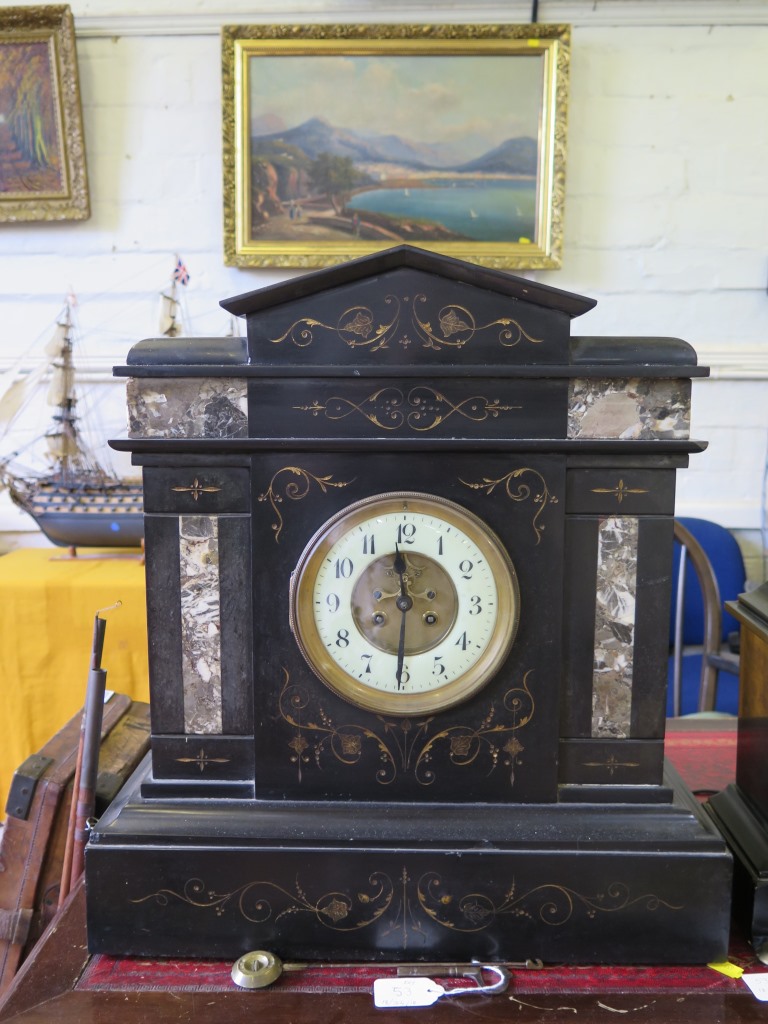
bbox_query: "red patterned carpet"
[79,726,749,997]
[665,727,736,797]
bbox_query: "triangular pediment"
[222,245,595,319]
[221,246,595,367]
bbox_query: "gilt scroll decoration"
[257,467,355,543]
[269,293,543,353]
[294,386,520,432]
[278,667,535,788]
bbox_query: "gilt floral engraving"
[174,748,231,773]
[581,754,641,778]
[459,468,557,544]
[171,478,223,502]
[279,667,534,787]
[132,872,393,931]
[132,871,681,940]
[257,467,355,543]
[269,293,543,352]
[590,479,649,504]
[418,876,682,933]
[294,386,520,431]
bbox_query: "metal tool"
[374,963,510,1007]
[231,951,539,995]
[397,958,542,980]
[231,950,284,989]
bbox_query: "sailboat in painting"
[0,300,144,549]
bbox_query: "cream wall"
[1,0,766,581]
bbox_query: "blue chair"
[667,518,745,717]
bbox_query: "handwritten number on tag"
[373,977,446,1007]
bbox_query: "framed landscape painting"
[0,5,90,223]
[222,24,569,270]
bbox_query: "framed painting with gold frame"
[0,5,89,223]
[222,23,569,270]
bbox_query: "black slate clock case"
[85,246,731,963]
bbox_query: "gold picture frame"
[0,5,90,223]
[222,23,569,270]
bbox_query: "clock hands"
[396,612,407,690]
[378,554,424,600]
[393,544,413,689]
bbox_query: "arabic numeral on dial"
[469,595,482,616]
[326,593,340,613]
[397,523,416,545]
[437,535,444,556]
[362,534,376,555]
[458,559,473,580]
[399,667,410,684]
[432,655,446,677]
[454,631,470,651]
[335,629,350,648]
[361,653,373,674]
[334,557,354,579]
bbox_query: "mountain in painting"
[252,117,536,175]
[455,136,538,175]
[254,117,403,165]
[357,132,463,169]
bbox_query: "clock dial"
[350,550,458,656]
[290,493,519,714]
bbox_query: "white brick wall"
[0,2,766,578]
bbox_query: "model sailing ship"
[0,300,144,549]
[0,261,196,549]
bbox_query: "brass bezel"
[222,23,569,270]
[289,492,520,715]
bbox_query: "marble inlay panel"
[127,377,248,439]
[568,378,690,440]
[591,516,638,739]
[179,515,222,734]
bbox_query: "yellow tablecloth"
[0,548,149,814]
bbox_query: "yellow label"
[707,961,744,979]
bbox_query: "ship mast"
[159,279,183,337]
[44,302,106,485]
[159,256,189,337]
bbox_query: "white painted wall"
[1,1,766,581]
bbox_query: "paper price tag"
[743,974,768,1001]
[373,977,446,1007]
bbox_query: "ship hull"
[7,479,144,549]
[33,509,144,548]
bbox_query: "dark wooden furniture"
[709,581,768,955]
[86,245,731,964]
[0,696,150,996]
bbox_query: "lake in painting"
[347,180,536,243]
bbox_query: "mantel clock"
[86,245,731,965]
